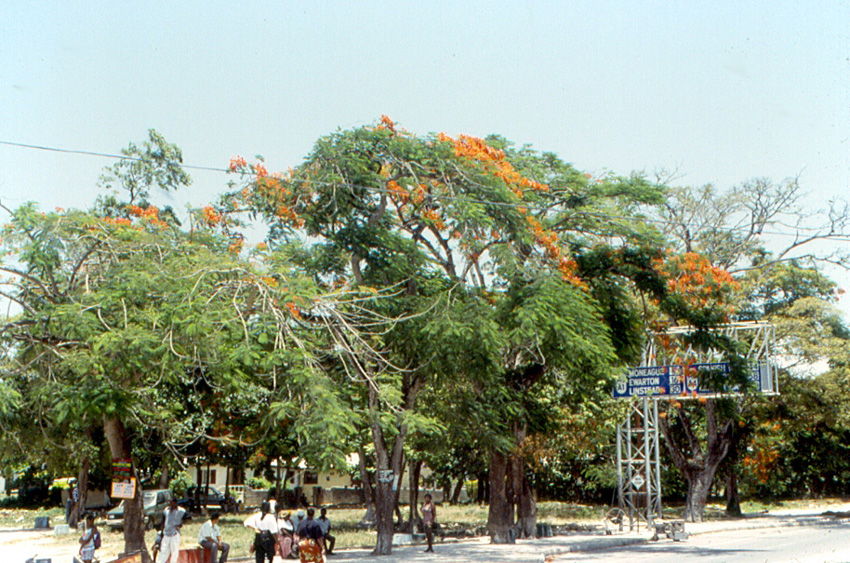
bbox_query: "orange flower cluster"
[201,205,222,226]
[102,217,132,227]
[379,114,396,133]
[285,301,303,319]
[228,238,244,254]
[438,133,549,196]
[126,205,168,228]
[275,204,304,227]
[658,252,739,312]
[526,213,586,288]
[228,155,306,229]
[229,156,248,172]
[422,208,445,230]
[742,421,782,483]
[386,180,410,203]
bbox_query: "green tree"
[224,118,667,549]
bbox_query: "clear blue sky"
[1,1,849,291]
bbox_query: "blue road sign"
[613,361,774,399]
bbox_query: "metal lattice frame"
[616,398,662,529]
[616,321,778,528]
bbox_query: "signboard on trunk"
[111,478,136,499]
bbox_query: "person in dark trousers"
[316,507,335,555]
[295,507,325,562]
[421,493,436,553]
[198,511,230,563]
[246,501,279,563]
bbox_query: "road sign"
[630,474,645,489]
[613,361,775,399]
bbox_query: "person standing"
[316,507,335,555]
[247,501,278,563]
[78,513,100,563]
[66,479,80,527]
[199,512,230,563]
[158,498,187,563]
[276,510,296,559]
[421,493,436,553]
[296,507,325,563]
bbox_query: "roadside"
[4,502,850,563]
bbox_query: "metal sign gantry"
[616,397,662,529]
[614,321,777,529]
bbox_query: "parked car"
[178,485,238,514]
[105,489,173,531]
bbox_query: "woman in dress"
[421,494,436,553]
[276,510,297,559]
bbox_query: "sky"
[1,1,849,305]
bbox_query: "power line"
[2,138,849,243]
[0,140,229,173]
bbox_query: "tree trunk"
[476,471,489,504]
[487,449,515,543]
[724,422,742,517]
[77,458,90,524]
[725,469,741,517]
[104,416,151,562]
[357,445,376,527]
[683,468,714,522]
[512,423,536,538]
[369,385,407,555]
[450,475,465,505]
[407,459,423,532]
[373,471,396,555]
[659,400,734,523]
[158,462,170,490]
[515,470,537,538]
[393,458,406,526]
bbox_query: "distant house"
[186,462,355,507]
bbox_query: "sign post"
[613,322,777,530]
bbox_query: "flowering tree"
[222,117,669,548]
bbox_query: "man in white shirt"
[199,512,230,563]
[158,498,186,563]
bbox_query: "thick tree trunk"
[512,423,536,538]
[476,471,489,504]
[683,469,714,522]
[407,459,423,532]
[660,400,734,523]
[515,470,537,537]
[369,383,408,555]
[104,416,151,562]
[450,475,465,505]
[725,469,741,517]
[373,474,396,555]
[487,449,515,543]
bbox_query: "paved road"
[4,505,850,563]
[559,520,850,563]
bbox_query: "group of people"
[246,501,335,563]
[103,493,435,563]
[152,498,230,563]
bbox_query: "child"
[78,513,101,563]
[151,523,164,562]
